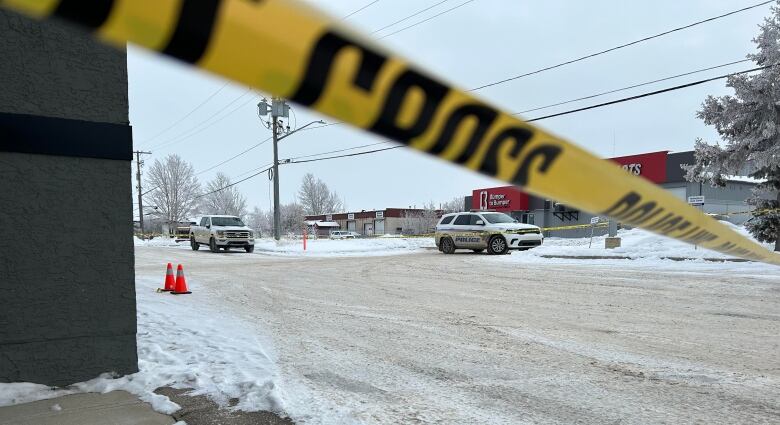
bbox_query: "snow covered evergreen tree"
[685,2,780,251]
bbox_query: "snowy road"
[135,246,780,424]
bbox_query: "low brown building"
[305,208,439,236]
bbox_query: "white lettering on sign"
[622,163,642,176]
[687,195,705,206]
[488,193,511,208]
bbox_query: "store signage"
[610,151,668,184]
[376,211,384,219]
[472,186,529,212]
[347,213,355,220]
[687,195,705,206]
[621,163,642,175]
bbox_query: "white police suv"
[435,211,543,255]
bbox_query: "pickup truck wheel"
[487,235,509,255]
[245,245,254,253]
[209,238,219,253]
[190,236,199,251]
[440,237,456,254]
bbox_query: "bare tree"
[297,173,343,215]
[246,206,271,237]
[145,154,201,224]
[280,202,306,235]
[441,196,466,213]
[400,202,440,235]
[200,172,248,218]
[400,210,423,235]
[420,202,440,234]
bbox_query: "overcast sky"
[129,0,772,216]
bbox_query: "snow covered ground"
[134,236,185,247]
[0,277,285,417]
[134,222,775,264]
[5,227,775,423]
[128,244,780,424]
[135,235,434,257]
[253,236,432,257]
[528,223,775,261]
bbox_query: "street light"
[277,119,326,142]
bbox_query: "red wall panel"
[471,186,529,212]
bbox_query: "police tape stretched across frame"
[3,0,779,265]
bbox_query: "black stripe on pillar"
[53,0,116,30]
[162,0,223,64]
[0,113,132,161]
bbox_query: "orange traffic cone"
[160,263,175,292]
[171,264,191,295]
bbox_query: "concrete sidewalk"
[0,391,174,425]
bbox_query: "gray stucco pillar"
[0,10,137,386]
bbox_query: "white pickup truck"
[190,215,256,253]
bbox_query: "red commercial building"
[465,150,758,236]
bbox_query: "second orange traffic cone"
[171,264,191,295]
[160,263,175,292]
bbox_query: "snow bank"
[0,278,284,416]
[531,222,773,260]
[133,236,186,248]
[253,237,434,257]
[486,223,779,271]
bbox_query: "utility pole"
[258,97,323,240]
[259,97,289,241]
[272,113,281,240]
[134,150,152,237]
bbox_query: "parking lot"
[136,246,780,424]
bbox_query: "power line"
[469,0,774,92]
[196,145,404,198]
[378,0,475,39]
[138,83,229,146]
[341,0,380,20]
[301,122,344,131]
[288,141,392,161]
[526,64,775,122]
[169,63,772,200]
[233,161,274,179]
[371,0,450,34]
[142,62,770,199]
[286,145,403,164]
[195,165,274,199]
[515,59,751,115]
[196,136,273,176]
[148,89,254,150]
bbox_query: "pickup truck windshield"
[482,213,517,224]
[210,217,245,227]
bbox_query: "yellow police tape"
[3,0,779,265]
[710,207,780,217]
[543,222,610,232]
